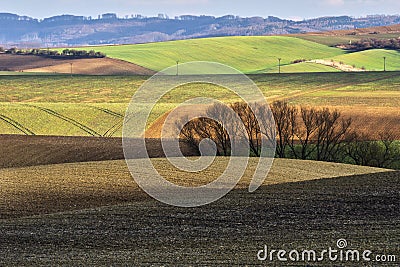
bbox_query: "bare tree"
[205,103,233,156]
[269,101,297,158]
[288,106,319,160]
[231,102,261,156]
[177,101,358,164]
[315,108,352,161]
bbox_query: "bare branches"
[176,100,399,169]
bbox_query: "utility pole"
[70,62,73,77]
[176,60,179,76]
[383,57,386,72]
[278,58,282,74]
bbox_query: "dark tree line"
[339,38,400,51]
[1,47,105,58]
[178,101,400,169]
[345,131,400,168]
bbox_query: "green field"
[265,62,339,73]
[68,35,400,73]
[0,72,399,136]
[79,36,345,73]
[2,72,399,103]
[0,71,59,76]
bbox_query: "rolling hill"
[264,61,339,73]
[2,35,398,74]
[73,36,400,73]
[0,158,398,265]
[0,157,389,218]
[82,36,345,73]
[329,49,400,71]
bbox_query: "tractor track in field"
[103,120,123,137]
[0,114,35,135]
[23,104,101,137]
[87,106,124,118]
[85,106,124,137]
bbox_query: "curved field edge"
[328,49,400,71]
[263,62,340,73]
[1,169,398,265]
[0,157,390,219]
[0,54,155,76]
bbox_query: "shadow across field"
[0,158,387,220]
[0,170,398,266]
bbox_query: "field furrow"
[25,104,101,137]
[0,114,35,135]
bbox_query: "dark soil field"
[0,135,124,168]
[0,135,198,168]
[0,54,70,71]
[0,163,398,266]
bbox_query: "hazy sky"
[1,0,400,20]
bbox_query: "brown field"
[0,135,199,169]
[0,158,388,219]
[0,54,70,71]
[0,54,155,75]
[0,135,124,168]
[292,23,400,46]
[0,158,398,265]
[339,107,400,139]
[309,23,400,36]
[145,105,400,140]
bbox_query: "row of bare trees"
[177,101,400,169]
[271,101,352,162]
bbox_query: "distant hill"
[1,13,400,47]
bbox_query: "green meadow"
[330,49,400,71]
[78,36,345,73]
